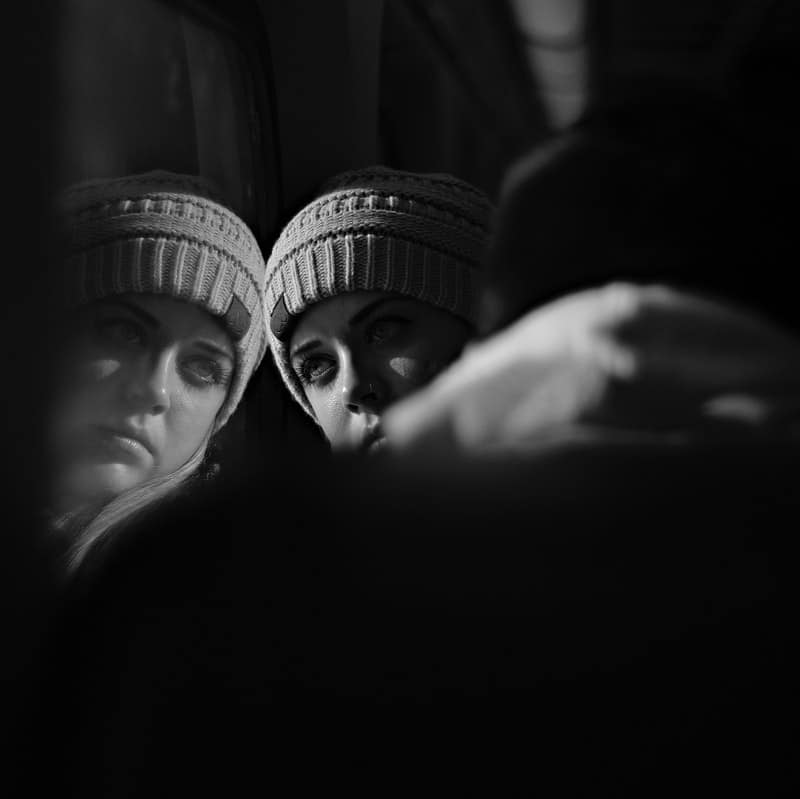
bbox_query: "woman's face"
[289,291,471,452]
[52,293,234,509]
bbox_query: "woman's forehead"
[291,290,395,344]
[91,293,233,352]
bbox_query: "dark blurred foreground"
[19,438,800,795]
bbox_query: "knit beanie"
[58,170,268,430]
[265,165,493,417]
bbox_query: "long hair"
[64,432,213,578]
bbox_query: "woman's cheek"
[389,355,439,385]
[179,385,227,429]
[84,357,121,382]
[310,390,349,445]
[54,359,120,436]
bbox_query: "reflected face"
[289,291,471,452]
[51,294,233,510]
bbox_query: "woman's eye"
[297,355,335,386]
[96,318,145,347]
[366,316,409,345]
[182,356,229,388]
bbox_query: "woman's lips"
[93,425,153,462]
[364,433,387,454]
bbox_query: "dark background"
[5,1,800,794]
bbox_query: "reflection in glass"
[57,0,262,227]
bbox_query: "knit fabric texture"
[265,165,493,418]
[58,170,268,430]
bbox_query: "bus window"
[56,0,275,236]
[377,0,548,199]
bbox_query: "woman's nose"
[341,359,387,415]
[124,351,172,415]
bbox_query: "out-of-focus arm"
[383,283,800,456]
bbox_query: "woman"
[51,170,267,574]
[265,166,493,452]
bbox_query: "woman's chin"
[59,461,148,509]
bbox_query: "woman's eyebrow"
[289,297,404,359]
[348,297,399,327]
[290,338,322,360]
[103,298,159,328]
[195,340,234,360]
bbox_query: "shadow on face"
[50,293,234,512]
[289,290,471,452]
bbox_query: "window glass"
[57,0,267,231]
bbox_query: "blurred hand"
[382,283,800,455]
